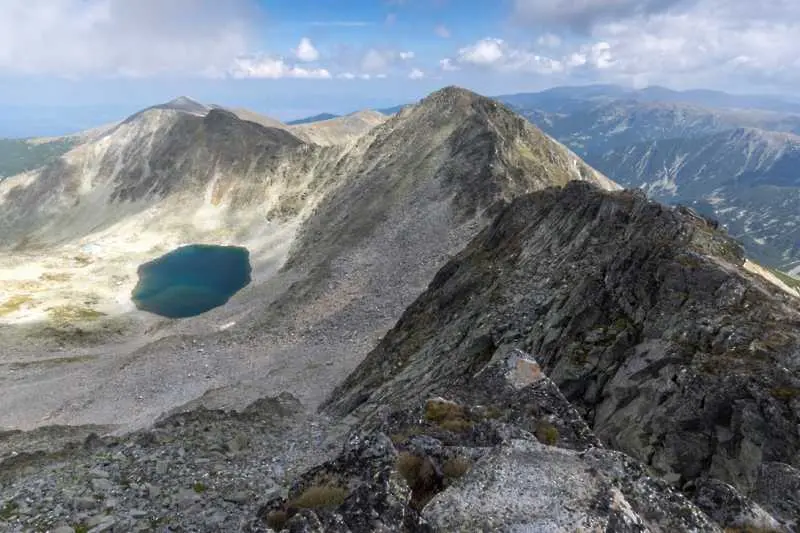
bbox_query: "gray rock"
[753,462,800,530]
[52,527,75,533]
[423,438,720,532]
[90,478,113,492]
[223,491,250,505]
[176,489,202,509]
[73,496,98,510]
[88,468,109,479]
[693,478,781,531]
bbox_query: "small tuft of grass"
[265,510,288,531]
[40,272,73,282]
[0,500,19,520]
[0,295,33,317]
[535,421,560,446]
[424,399,465,423]
[73,524,90,533]
[72,255,92,267]
[771,387,800,401]
[290,485,348,509]
[193,482,207,494]
[424,398,473,433]
[442,456,472,481]
[395,452,440,510]
[48,305,106,324]
[439,418,474,433]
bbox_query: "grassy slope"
[0,138,76,179]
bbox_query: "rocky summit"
[0,87,799,532]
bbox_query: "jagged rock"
[326,182,800,511]
[253,432,423,533]
[693,478,783,531]
[423,438,720,532]
[752,462,800,530]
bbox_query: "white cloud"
[580,0,800,90]
[230,56,331,79]
[338,72,357,79]
[0,0,255,77]
[361,49,391,72]
[513,0,688,32]
[409,68,425,79]
[399,51,415,60]
[458,38,506,66]
[439,58,460,71]
[537,33,562,48]
[294,37,319,62]
[434,24,451,38]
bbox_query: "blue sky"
[1,0,799,134]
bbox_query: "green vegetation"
[264,510,288,531]
[0,500,19,520]
[0,294,33,316]
[40,272,73,282]
[535,421,560,446]
[770,387,800,401]
[48,305,106,324]
[442,456,472,481]
[73,524,90,533]
[290,485,348,509]
[192,482,207,494]
[0,138,75,179]
[424,398,474,433]
[769,267,800,290]
[395,452,440,509]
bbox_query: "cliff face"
[326,181,800,524]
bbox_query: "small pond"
[132,244,251,318]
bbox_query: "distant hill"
[0,137,78,179]
[286,113,340,125]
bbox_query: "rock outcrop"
[326,181,800,528]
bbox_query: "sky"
[1,0,799,131]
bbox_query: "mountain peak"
[420,85,487,108]
[151,96,210,115]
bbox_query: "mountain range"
[278,85,800,276]
[0,87,798,532]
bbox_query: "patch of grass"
[771,387,800,401]
[535,421,560,446]
[439,418,474,433]
[73,524,90,533]
[395,452,440,510]
[424,398,473,433]
[72,255,92,267]
[265,510,288,531]
[48,305,106,324]
[290,485,348,509]
[0,294,33,316]
[769,268,800,290]
[192,482,207,494]
[424,399,465,423]
[39,272,73,282]
[442,456,472,481]
[389,425,427,445]
[0,500,19,520]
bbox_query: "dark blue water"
[132,245,251,318]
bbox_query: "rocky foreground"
[1,182,799,532]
